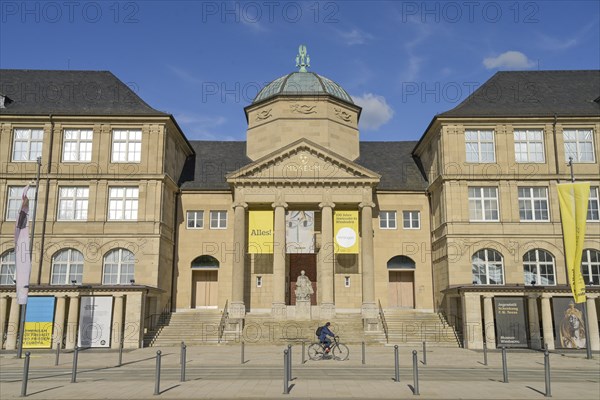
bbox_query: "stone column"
[0,295,7,350]
[111,295,125,349]
[541,295,555,350]
[6,295,20,350]
[230,202,247,319]
[586,295,600,351]
[360,202,377,318]
[66,295,79,350]
[461,293,483,349]
[124,292,145,349]
[482,295,496,349]
[52,295,66,349]
[527,295,542,350]
[318,202,335,319]
[271,201,288,320]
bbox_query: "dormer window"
[0,93,13,109]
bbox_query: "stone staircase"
[380,310,462,347]
[144,310,224,347]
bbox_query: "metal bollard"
[394,345,400,382]
[180,341,184,365]
[154,350,162,396]
[283,349,289,395]
[55,341,60,366]
[483,342,488,366]
[412,350,420,395]
[20,351,31,397]
[544,350,552,397]
[71,346,79,383]
[362,341,366,365]
[241,341,245,364]
[181,344,187,382]
[302,341,306,364]
[287,344,292,380]
[422,341,427,365]
[118,338,124,367]
[501,346,508,383]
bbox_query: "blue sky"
[1,1,599,141]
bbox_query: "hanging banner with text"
[334,211,359,254]
[493,297,528,348]
[286,211,315,253]
[78,296,113,348]
[248,210,274,254]
[23,296,55,349]
[552,297,587,349]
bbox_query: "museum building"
[0,52,599,351]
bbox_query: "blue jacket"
[319,325,334,342]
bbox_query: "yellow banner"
[23,322,53,348]
[248,210,273,254]
[334,211,359,254]
[557,182,590,303]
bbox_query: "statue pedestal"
[295,300,312,320]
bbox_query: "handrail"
[218,300,229,344]
[378,299,389,344]
[143,299,171,346]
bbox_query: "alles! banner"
[248,210,274,254]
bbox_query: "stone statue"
[295,270,314,301]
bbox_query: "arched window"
[472,249,504,285]
[523,249,555,285]
[103,249,135,285]
[582,249,600,285]
[0,250,16,285]
[51,249,84,285]
[387,255,416,269]
[191,255,219,269]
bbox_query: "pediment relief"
[227,140,380,185]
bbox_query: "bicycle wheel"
[332,343,349,361]
[308,343,324,360]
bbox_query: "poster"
[493,297,528,348]
[23,296,55,349]
[333,211,359,254]
[285,211,315,253]
[248,210,274,254]
[552,297,587,349]
[78,296,113,348]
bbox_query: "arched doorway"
[191,255,219,308]
[387,255,415,309]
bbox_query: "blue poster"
[24,296,55,348]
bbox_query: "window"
[108,187,139,220]
[582,249,600,285]
[402,211,420,229]
[379,211,397,229]
[62,129,93,162]
[187,211,204,229]
[58,187,89,220]
[563,129,595,162]
[518,187,549,221]
[210,210,227,229]
[103,248,135,284]
[12,128,43,161]
[523,249,555,285]
[0,250,15,285]
[111,129,141,162]
[51,249,84,285]
[514,129,545,163]
[468,187,499,221]
[472,249,504,285]
[256,276,262,288]
[588,187,599,222]
[465,129,495,162]
[5,186,37,221]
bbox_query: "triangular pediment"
[226,139,380,185]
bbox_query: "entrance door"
[388,271,414,308]
[192,270,218,308]
[288,254,317,305]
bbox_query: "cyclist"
[318,322,335,353]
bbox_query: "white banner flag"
[15,186,31,305]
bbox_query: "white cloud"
[337,29,374,45]
[168,65,203,85]
[483,51,535,70]
[351,93,394,131]
[174,113,226,127]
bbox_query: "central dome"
[253,72,354,105]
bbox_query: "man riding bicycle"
[318,322,335,352]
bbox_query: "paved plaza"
[1,344,598,399]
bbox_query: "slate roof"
[440,70,600,117]
[180,141,427,191]
[0,69,168,116]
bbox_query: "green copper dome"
[253,72,354,105]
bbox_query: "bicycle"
[307,336,349,361]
